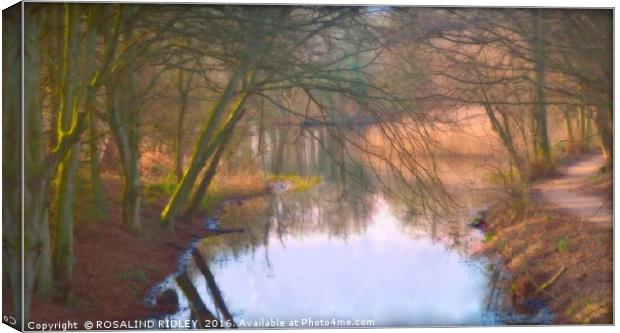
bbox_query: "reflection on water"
[146,124,553,327]
[146,184,553,327]
[202,197,489,326]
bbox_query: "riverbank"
[481,152,613,324]
[28,173,317,324]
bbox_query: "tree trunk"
[36,214,53,297]
[46,6,63,151]
[182,107,245,219]
[85,7,105,217]
[594,105,613,171]
[272,126,288,175]
[88,106,104,214]
[296,131,307,175]
[160,64,251,226]
[122,153,141,231]
[562,107,576,154]
[123,37,142,231]
[3,5,24,325]
[579,104,587,151]
[53,148,80,296]
[586,107,593,146]
[107,78,142,231]
[176,90,189,182]
[481,96,528,184]
[531,9,551,167]
[101,11,143,231]
[52,4,82,298]
[23,4,56,303]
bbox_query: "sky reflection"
[198,198,490,326]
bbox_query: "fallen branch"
[521,266,566,302]
[539,266,567,291]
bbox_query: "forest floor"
[482,149,613,324]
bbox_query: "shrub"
[144,174,177,202]
[555,236,570,252]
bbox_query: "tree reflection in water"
[145,124,521,326]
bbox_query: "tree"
[14,2,123,314]
[53,3,83,296]
[158,7,449,225]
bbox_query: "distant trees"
[404,8,612,188]
[554,10,612,170]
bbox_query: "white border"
[0,1,616,333]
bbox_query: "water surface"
[146,124,552,327]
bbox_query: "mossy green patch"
[270,174,321,191]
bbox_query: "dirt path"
[531,152,612,227]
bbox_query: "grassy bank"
[143,172,320,212]
[482,193,612,323]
